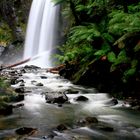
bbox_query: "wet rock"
[124,98,140,110]
[9,70,18,76]
[85,117,98,123]
[64,89,79,94]
[20,83,25,87]
[15,127,37,135]
[0,103,13,115]
[98,126,114,132]
[20,68,26,73]
[45,92,68,104]
[12,103,24,108]
[31,80,37,84]
[77,116,98,126]
[36,83,44,86]
[10,77,18,85]
[104,98,118,106]
[74,95,88,102]
[56,124,68,131]
[40,76,47,79]
[24,65,41,70]
[58,104,63,107]
[15,87,25,93]
[16,94,24,101]
[17,79,25,83]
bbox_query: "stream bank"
[0,66,140,140]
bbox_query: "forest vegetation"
[53,0,140,99]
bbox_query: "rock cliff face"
[0,0,32,42]
[0,0,32,64]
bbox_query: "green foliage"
[107,52,116,63]
[108,11,140,36]
[0,77,9,88]
[128,2,140,13]
[55,0,140,92]
[69,24,100,43]
[0,77,17,103]
[0,23,12,46]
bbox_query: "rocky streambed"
[0,66,140,140]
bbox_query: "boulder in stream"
[15,127,37,135]
[77,116,98,126]
[15,87,25,93]
[36,82,44,86]
[45,92,68,104]
[74,95,89,102]
[64,89,79,94]
[56,124,68,131]
[0,103,13,115]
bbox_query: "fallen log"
[47,61,77,74]
[47,64,65,73]
[0,58,30,71]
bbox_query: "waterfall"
[23,0,59,68]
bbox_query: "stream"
[0,68,140,140]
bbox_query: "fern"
[108,10,140,36]
[69,23,101,44]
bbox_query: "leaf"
[102,33,115,43]
[107,52,116,63]
[134,41,140,52]
[124,68,136,77]
[131,59,138,68]
[110,64,117,72]
[94,50,106,57]
[115,50,129,65]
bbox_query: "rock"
[77,116,98,126]
[45,92,68,104]
[85,117,98,123]
[58,104,63,107]
[31,80,37,84]
[0,103,13,115]
[104,98,118,106]
[15,127,37,135]
[20,83,25,87]
[98,126,114,132]
[125,98,140,108]
[13,103,24,108]
[74,96,88,102]
[56,124,68,131]
[16,94,24,101]
[36,83,44,86]
[15,87,25,93]
[40,76,47,79]
[24,65,41,70]
[64,89,79,94]
[10,77,18,85]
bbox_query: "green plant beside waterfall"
[0,77,17,110]
[54,0,140,97]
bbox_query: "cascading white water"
[23,0,59,68]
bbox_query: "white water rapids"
[23,0,59,68]
[0,69,140,140]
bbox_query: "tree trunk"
[122,0,128,13]
[69,0,80,25]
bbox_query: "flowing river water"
[0,68,140,140]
